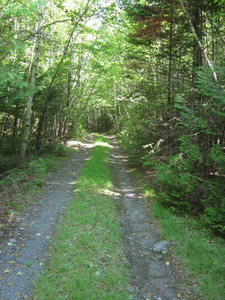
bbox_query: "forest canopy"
[1,0,225,235]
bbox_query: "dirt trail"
[0,136,94,300]
[108,137,190,300]
[0,135,192,300]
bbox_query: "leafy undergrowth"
[32,135,129,300]
[0,146,72,240]
[135,168,225,300]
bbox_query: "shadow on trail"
[0,136,95,300]
[108,136,191,300]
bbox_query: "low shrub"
[39,142,67,156]
[200,180,225,236]
[150,147,225,236]
[154,160,199,213]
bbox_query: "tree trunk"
[178,0,217,81]
[167,2,174,105]
[35,0,92,150]
[20,4,45,160]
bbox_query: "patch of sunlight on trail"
[100,189,121,196]
[95,141,113,148]
[66,140,93,149]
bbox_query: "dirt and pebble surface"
[108,136,195,300]
[0,135,196,300]
[0,136,94,300]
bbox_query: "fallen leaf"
[177,294,181,298]
[36,233,41,236]
[166,261,170,265]
[8,282,13,286]
[16,271,23,276]
[3,269,10,274]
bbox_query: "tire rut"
[0,136,95,300]
[108,136,190,300]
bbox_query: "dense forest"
[1,0,225,235]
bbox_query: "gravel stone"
[152,241,176,254]
[9,239,17,244]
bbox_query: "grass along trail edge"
[31,133,225,300]
[136,172,225,300]
[32,135,129,300]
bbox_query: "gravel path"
[0,135,192,300]
[108,137,191,300]
[0,136,94,300]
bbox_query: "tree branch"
[178,0,217,81]
[0,18,73,62]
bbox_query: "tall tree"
[178,0,217,81]
[20,3,45,160]
[35,0,95,150]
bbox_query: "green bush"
[119,117,155,157]
[0,155,62,193]
[68,123,87,139]
[0,155,20,174]
[39,142,67,156]
[210,144,225,175]
[202,206,225,235]
[200,180,225,236]
[152,135,206,213]
[155,161,198,212]
[153,145,225,235]
[178,136,203,171]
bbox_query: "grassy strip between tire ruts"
[32,134,129,300]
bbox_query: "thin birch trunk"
[167,2,174,105]
[20,4,45,160]
[35,0,92,150]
